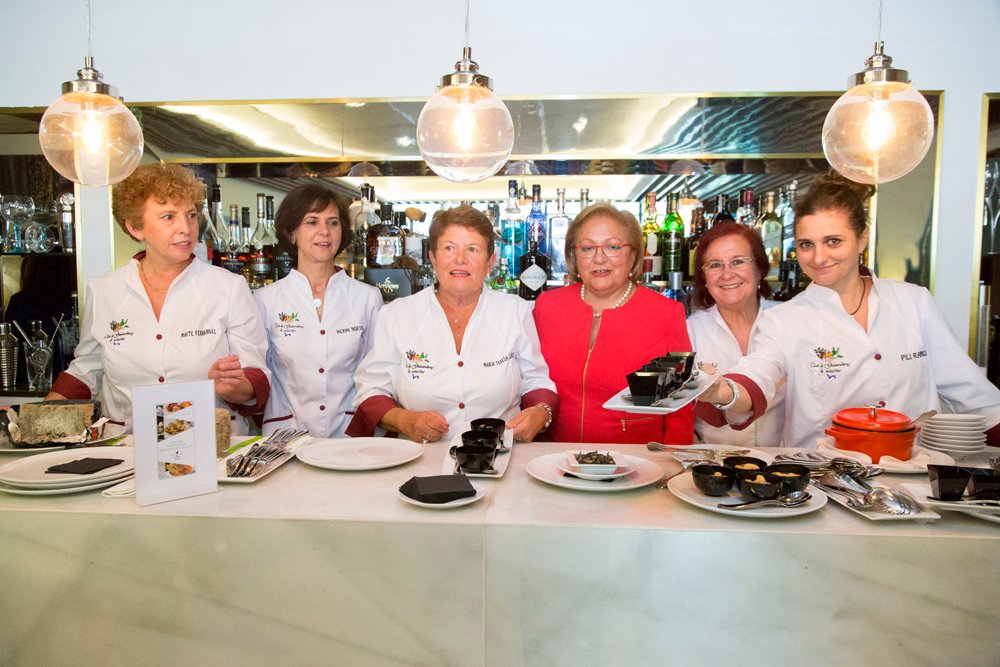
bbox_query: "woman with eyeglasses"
[533,203,694,444]
[686,221,786,446]
[698,173,1000,447]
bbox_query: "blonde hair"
[564,203,643,283]
[112,164,205,237]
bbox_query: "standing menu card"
[132,380,218,506]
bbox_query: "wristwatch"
[535,403,554,431]
[711,377,740,411]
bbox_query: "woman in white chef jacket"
[347,205,559,443]
[254,184,381,437]
[698,173,1000,448]
[48,164,269,431]
[686,221,785,446]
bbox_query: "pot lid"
[832,405,912,432]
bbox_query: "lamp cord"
[86,0,92,59]
[464,0,471,48]
[875,0,883,44]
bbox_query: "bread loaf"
[215,408,232,458]
[18,402,96,442]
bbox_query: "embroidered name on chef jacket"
[483,351,515,368]
[180,328,218,338]
[105,319,134,347]
[810,346,851,380]
[274,312,305,338]
[335,325,365,335]
[406,350,432,379]
[900,350,928,361]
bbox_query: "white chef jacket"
[687,299,786,446]
[255,269,382,437]
[352,285,556,441]
[730,276,1000,448]
[63,256,269,432]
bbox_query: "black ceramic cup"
[452,444,497,473]
[927,464,971,501]
[470,418,505,443]
[966,467,1000,500]
[765,463,811,494]
[627,372,661,406]
[736,470,783,500]
[691,464,737,496]
[461,429,499,451]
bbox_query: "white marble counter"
[1,442,998,666]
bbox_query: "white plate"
[812,480,940,521]
[525,452,663,492]
[922,423,986,433]
[919,436,985,451]
[218,434,310,483]
[0,476,132,496]
[925,414,987,424]
[0,422,129,454]
[667,444,774,466]
[668,471,827,518]
[439,429,515,478]
[920,433,986,446]
[901,481,1000,525]
[602,372,714,415]
[297,437,423,471]
[0,446,134,486]
[557,454,634,480]
[1,469,134,490]
[816,439,953,473]
[398,485,485,509]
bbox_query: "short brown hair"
[794,171,875,239]
[689,221,772,310]
[111,163,204,237]
[564,203,643,283]
[274,183,352,256]
[428,204,495,257]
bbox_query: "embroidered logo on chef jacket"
[405,349,432,379]
[275,312,304,338]
[105,319,134,347]
[810,346,850,380]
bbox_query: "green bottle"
[660,193,685,276]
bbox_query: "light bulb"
[822,43,934,185]
[416,48,514,184]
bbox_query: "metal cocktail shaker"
[0,323,18,389]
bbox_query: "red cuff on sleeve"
[226,367,269,416]
[346,395,401,438]
[520,388,559,415]
[51,372,91,400]
[986,421,1000,448]
[725,373,767,432]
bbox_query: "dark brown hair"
[112,163,204,237]
[274,183,352,256]
[564,203,643,283]
[690,221,772,310]
[428,204,495,257]
[793,171,875,239]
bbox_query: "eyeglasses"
[575,243,629,258]
[702,256,754,274]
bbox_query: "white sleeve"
[359,290,383,360]
[225,277,270,400]
[513,300,557,396]
[352,306,401,407]
[728,308,788,404]
[62,281,104,396]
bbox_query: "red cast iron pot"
[824,406,917,463]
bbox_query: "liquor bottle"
[686,207,706,279]
[736,188,756,227]
[781,180,798,264]
[489,257,514,293]
[548,188,570,279]
[211,185,229,253]
[367,202,403,268]
[57,192,75,254]
[252,193,267,249]
[415,238,435,291]
[500,180,525,269]
[579,188,591,212]
[221,204,245,274]
[239,207,252,277]
[518,238,550,301]
[757,191,784,281]
[249,194,274,285]
[660,193,685,275]
[773,261,804,301]
[641,192,663,280]
[352,184,379,277]
[714,194,735,224]
[263,195,277,277]
[526,184,548,258]
[198,183,217,263]
[663,271,688,313]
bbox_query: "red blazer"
[533,284,694,445]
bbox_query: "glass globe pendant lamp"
[39,56,144,187]
[416,46,514,184]
[822,41,934,185]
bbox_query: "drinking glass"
[0,195,34,253]
[23,341,53,391]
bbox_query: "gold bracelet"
[534,403,553,431]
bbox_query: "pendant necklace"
[312,297,322,308]
[848,276,868,316]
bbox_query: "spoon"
[901,409,937,431]
[830,471,915,515]
[719,490,811,511]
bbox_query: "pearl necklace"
[580,281,633,317]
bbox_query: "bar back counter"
[1,442,998,666]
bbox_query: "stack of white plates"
[0,446,134,496]
[919,415,987,456]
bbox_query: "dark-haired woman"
[698,174,1000,448]
[686,222,785,446]
[254,184,382,437]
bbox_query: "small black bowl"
[966,467,1000,501]
[626,372,661,406]
[765,463,811,494]
[691,464,737,497]
[470,418,505,443]
[927,464,972,501]
[736,470,783,500]
[723,456,769,473]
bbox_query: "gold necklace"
[139,259,171,294]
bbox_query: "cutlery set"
[225,429,307,479]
